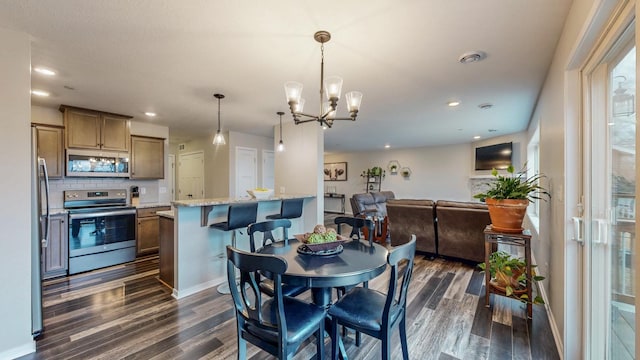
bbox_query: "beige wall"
[0,27,34,358]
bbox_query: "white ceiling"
[0,0,572,152]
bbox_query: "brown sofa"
[386,199,437,254]
[386,199,491,263]
[434,200,491,263]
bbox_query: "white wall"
[275,121,323,227]
[528,0,607,357]
[0,27,35,358]
[324,132,526,214]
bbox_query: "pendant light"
[277,111,285,152]
[212,93,226,145]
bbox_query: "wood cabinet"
[42,213,68,279]
[131,136,165,179]
[136,206,171,256]
[34,124,64,178]
[159,216,174,287]
[60,105,132,151]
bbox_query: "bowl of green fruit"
[247,188,274,200]
[296,224,349,252]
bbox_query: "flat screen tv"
[475,142,513,170]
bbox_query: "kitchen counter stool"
[210,202,258,294]
[266,198,304,220]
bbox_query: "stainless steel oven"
[64,189,136,274]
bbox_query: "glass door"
[583,19,636,359]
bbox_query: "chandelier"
[284,31,363,129]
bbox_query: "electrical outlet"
[159,187,166,194]
[140,187,146,195]
[280,186,285,194]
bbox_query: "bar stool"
[266,198,304,220]
[210,202,258,294]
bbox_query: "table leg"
[311,288,349,360]
[485,240,491,308]
[525,242,533,319]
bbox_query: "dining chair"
[333,216,375,345]
[328,235,417,360]
[248,219,308,297]
[226,246,327,360]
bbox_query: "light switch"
[140,187,146,195]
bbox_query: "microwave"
[66,149,130,177]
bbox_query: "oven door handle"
[69,209,136,219]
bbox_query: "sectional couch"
[386,199,491,263]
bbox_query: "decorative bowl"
[247,189,274,199]
[294,233,349,251]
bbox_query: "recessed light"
[478,103,493,110]
[384,144,391,149]
[145,112,157,117]
[473,135,481,139]
[33,67,56,76]
[447,101,460,107]
[31,90,50,97]
[458,51,487,64]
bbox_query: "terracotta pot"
[485,198,529,233]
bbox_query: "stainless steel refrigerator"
[31,127,50,337]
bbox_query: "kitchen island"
[168,194,314,299]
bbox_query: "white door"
[236,147,257,198]
[581,14,636,359]
[262,150,275,190]
[178,151,204,200]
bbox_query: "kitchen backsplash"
[49,178,170,208]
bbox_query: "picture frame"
[324,162,348,181]
[615,195,636,221]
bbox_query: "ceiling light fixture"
[384,144,391,149]
[212,93,226,145]
[284,31,363,129]
[447,101,460,107]
[31,90,50,97]
[33,67,56,76]
[277,111,285,152]
[458,51,486,64]
[473,135,481,140]
[145,112,157,117]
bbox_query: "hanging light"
[277,111,285,152]
[612,76,635,117]
[284,30,363,128]
[212,93,226,145]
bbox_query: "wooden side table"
[483,225,533,318]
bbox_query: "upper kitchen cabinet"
[60,105,132,151]
[33,124,64,178]
[131,136,165,179]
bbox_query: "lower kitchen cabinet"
[136,206,171,256]
[158,216,174,287]
[42,213,68,279]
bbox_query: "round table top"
[258,238,389,288]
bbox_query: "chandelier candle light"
[284,30,363,128]
[212,93,226,145]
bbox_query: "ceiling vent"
[458,51,486,64]
[478,103,493,110]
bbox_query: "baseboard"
[171,277,225,299]
[533,253,564,359]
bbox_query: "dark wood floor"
[18,249,560,360]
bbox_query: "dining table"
[257,237,389,359]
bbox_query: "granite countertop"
[135,202,172,209]
[156,210,174,219]
[172,193,315,208]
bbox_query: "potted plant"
[478,251,545,304]
[474,165,549,233]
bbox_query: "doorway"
[178,151,204,200]
[235,147,257,198]
[581,12,636,359]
